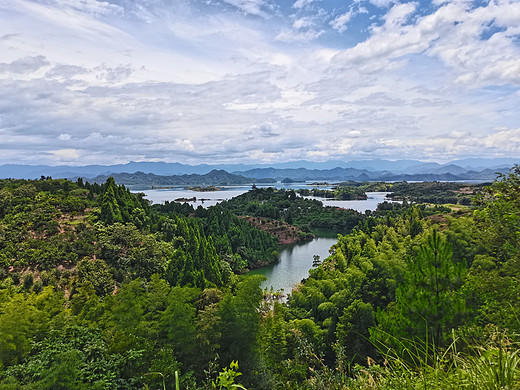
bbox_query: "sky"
[1,0,520,166]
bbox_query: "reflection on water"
[248,236,339,295]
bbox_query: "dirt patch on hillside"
[240,216,314,244]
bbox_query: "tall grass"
[349,330,520,390]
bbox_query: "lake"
[248,235,339,296]
[303,191,393,213]
[138,182,334,207]
[138,184,394,212]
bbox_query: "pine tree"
[100,179,123,224]
[373,230,467,349]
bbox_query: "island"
[186,185,222,192]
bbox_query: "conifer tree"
[373,230,467,349]
[100,178,123,224]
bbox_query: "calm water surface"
[138,185,393,211]
[248,236,339,294]
[303,192,394,212]
[137,182,332,207]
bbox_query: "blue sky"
[1,0,519,166]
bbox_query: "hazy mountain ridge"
[0,158,517,181]
[87,170,275,186]
[236,167,508,182]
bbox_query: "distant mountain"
[87,170,275,186]
[341,159,440,173]
[235,166,510,182]
[449,158,520,171]
[234,167,378,181]
[413,164,468,175]
[0,158,517,181]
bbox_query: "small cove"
[248,235,339,295]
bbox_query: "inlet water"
[248,235,339,295]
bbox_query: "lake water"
[139,186,252,208]
[137,182,332,208]
[138,185,394,212]
[248,235,339,295]
[303,191,393,213]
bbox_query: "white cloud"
[480,128,520,151]
[249,121,281,137]
[293,17,314,30]
[329,5,369,33]
[381,2,417,27]
[49,148,80,161]
[94,64,133,83]
[369,0,395,8]
[293,0,316,9]
[331,0,520,88]
[330,10,354,33]
[0,55,49,74]
[222,0,269,16]
[275,28,324,42]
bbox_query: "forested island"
[186,186,222,192]
[301,181,487,205]
[218,187,366,232]
[0,169,519,389]
[297,186,367,200]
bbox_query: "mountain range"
[0,158,517,183]
[88,170,275,187]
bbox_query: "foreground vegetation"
[0,169,519,389]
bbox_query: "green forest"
[218,188,365,231]
[0,169,519,389]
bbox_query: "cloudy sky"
[1,0,519,166]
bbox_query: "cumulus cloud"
[250,122,281,137]
[332,1,520,87]
[329,6,368,33]
[0,56,49,74]
[58,133,71,140]
[480,128,520,151]
[293,17,314,30]
[276,11,326,42]
[369,0,394,8]
[330,10,355,33]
